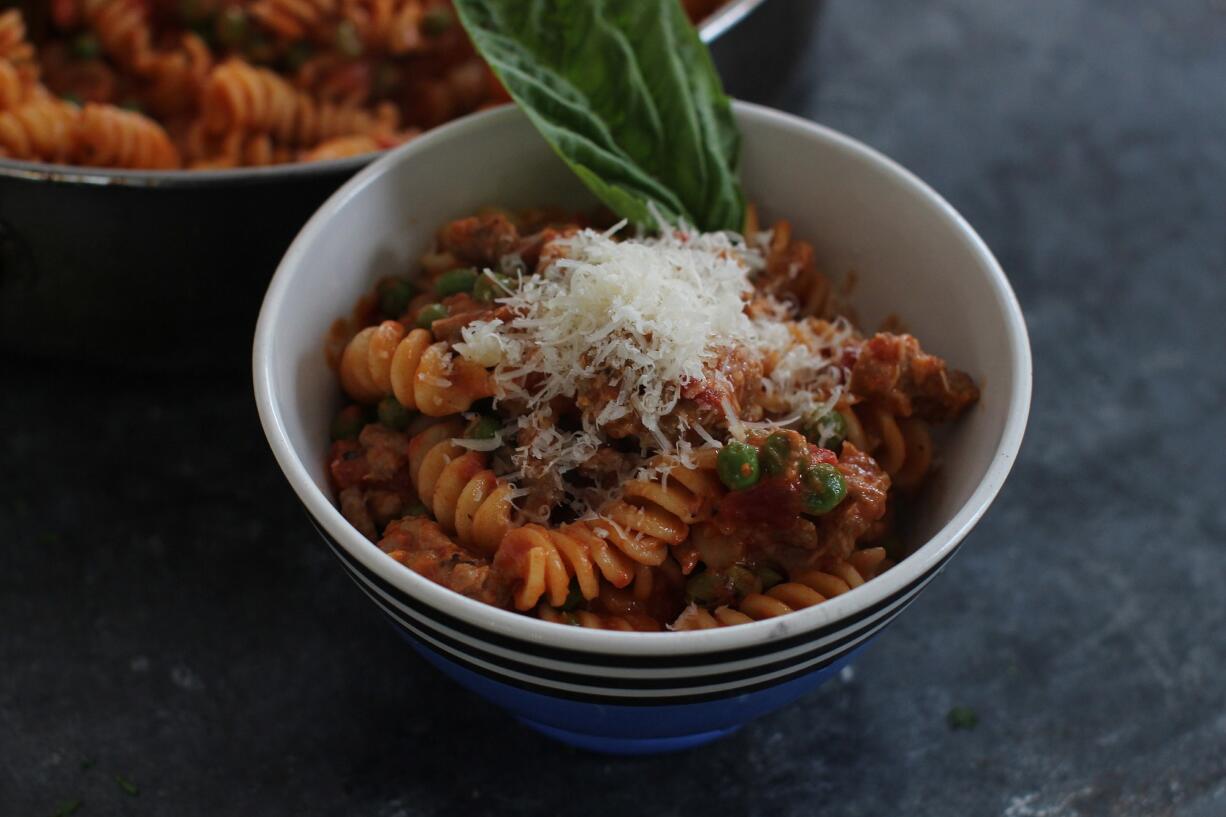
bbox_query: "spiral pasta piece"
[738,548,891,622]
[344,0,426,55]
[494,522,649,611]
[187,126,297,168]
[339,320,493,415]
[491,456,722,611]
[0,58,28,111]
[594,450,725,568]
[138,33,213,119]
[408,419,516,555]
[671,549,892,630]
[202,59,399,147]
[236,132,295,166]
[745,213,833,318]
[74,102,179,169]
[0,9,36,67]
[84,0,154,72]
[300,133,380,161]
[852,405,933,489]
[249,0,341,41]
[0,95,78,162]
[670,604,755,629]
[537,605,661,632]
[301,130,416,161]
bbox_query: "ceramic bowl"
[254,102,1031,755]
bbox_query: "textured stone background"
[3,0,1225,814]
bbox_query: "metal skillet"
[0,0,823,371]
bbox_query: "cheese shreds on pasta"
[328,208,985,632]
[454,224,851,503]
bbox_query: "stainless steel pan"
[0,0,821,370]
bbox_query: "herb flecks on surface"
[51,799,82,817]
[947,706,980,730]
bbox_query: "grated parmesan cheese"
[452,221,853,509]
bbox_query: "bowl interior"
[738,115,1024,551]
[257,103,1028,648]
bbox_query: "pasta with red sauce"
[325,208,980,630]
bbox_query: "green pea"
[217,7,249,48]
[802,409,848,452]
[435,267,479,297]
[71,33,101,61]
[686,567,756,606]
[465,415,501,440]
[560,578,584,611]
[284,40,314,72]
[377,397,412,430]
[472,272,514,304]
[726,566,757,598]
[684,571,722,605]
[377,278,415,318]
[947,706,979,730]
[800,462,848,515]
[422,6,454,35]
[335,20,363,58]
[754,565,785,591]
[416,303,448,330]
[716,441,760,491]
[330,405,366,441]
[759,432,792,477]
[402,501,428,517]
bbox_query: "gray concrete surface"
[3,0,1225,814]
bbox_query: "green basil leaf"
[454,0,745,232]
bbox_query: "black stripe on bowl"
[308,515,955,703]
[334,534,938,693]
[355,567,927,704]
[308,510,955,670]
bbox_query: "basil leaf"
[454,0,745,232]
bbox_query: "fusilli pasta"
[339,321,494,415]
[327,209,981,631]
[248,0,339,42]
[0,58,27,109]
[202,57,398,146]
[1,3,722,171]
[408,419,516,555]
[0,94,77,162]
[670,548,892,629]
[0,9,36,67]
[75,101,179,168]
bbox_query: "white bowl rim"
[254,101,1032,658]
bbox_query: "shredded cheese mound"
[453,222,852,506]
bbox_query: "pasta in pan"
[326,207,981,631]
[0,2,722,169]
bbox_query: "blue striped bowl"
[254,103,1031,754]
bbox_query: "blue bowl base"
[518,717,742,755]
